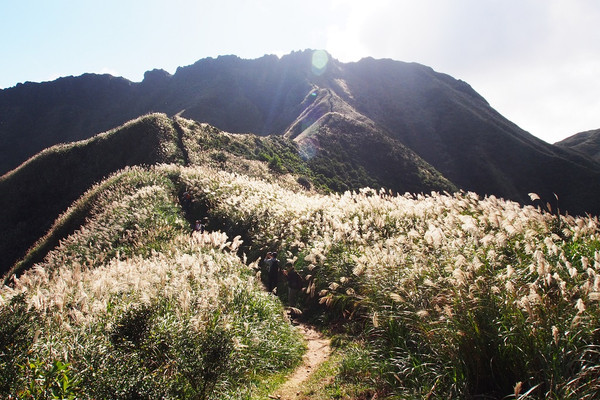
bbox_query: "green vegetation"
[1,165,304,399]
[177,117,316,183]
[296,342,384,400]
[2,117,600,399]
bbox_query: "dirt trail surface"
[270,323,332,400]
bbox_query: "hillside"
[0,114,184,278]
[2,50,600,216]
[0,74,142,174]
[0,112,453,278]
[556,128,600,163]
[2,162,599,399]
[0,165,305,399]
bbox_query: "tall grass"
[5,166,181,283]
[173,166,600,398]
[0,165,303,399]
[3,162,599,398]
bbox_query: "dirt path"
[270,323,332,400]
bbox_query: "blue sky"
[2,0,599,144]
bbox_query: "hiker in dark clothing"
[182,190,192,209]
[194,217,208,233]
[267,252,280,293]
[284,263,304,307]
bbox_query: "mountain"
[2,50,600,217]
[3,53,600,398]
[0,74,141,175]
[555,128,600,163]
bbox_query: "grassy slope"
[0,165,305,399]
[2,161,600,398]
[170,166,600,399]
[0,113,304,278]
[0,113,184,277]
[299,112,457,194]
[3,112,455,280]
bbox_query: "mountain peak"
[143,68,172,84]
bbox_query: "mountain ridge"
[2,50,600,216]
[556,128,600,163]
[1,112,454,277]
[0,114,184,277]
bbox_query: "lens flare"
[298,136,320,160]
[311,50,329,76]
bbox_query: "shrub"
[174,321,235,399]
[0,294,38,394]
[297,175,312,190]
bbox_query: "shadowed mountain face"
[2,50,600,215]
[331,58,600,213]
[0,114,184,278]
[556,129,600,163]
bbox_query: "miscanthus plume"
[174,165,600,398]
[2,163,599,398]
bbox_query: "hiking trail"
[270,322,331,400]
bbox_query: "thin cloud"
[325,0,600,142]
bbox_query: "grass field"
[2,163,599,399]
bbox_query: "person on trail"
[263,252,273,286]
[267,252,280,293]
[284,263,304,307]
[182,190,192,209]
[194,219,206,233]
[264,252,273,268]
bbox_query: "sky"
[1,0,599,144]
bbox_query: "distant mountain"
[555,129,600,163]
[2,50,600,217]
[0,74,140,175]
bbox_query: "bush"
[17,359,79,400]
[174,321,235,399]
[297,175,312,190]
[0,294,37,394]
[268,154,286,173]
